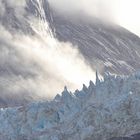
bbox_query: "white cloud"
[0,23,95,101]
[48,0,140,36]
[5,0,26,8]
[114,0,140,37]
[0,1,5,16]
[4,0,26,19]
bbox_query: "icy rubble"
[1,72,140,140]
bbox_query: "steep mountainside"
[1,0,140,75]
[50,12,140,75]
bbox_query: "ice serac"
[1,72,140,140]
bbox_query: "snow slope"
[49,10,140,75]
[1,72,140,140]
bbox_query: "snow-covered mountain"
[1,0,140,75]
[0,0,140,74]
[1,0,140,107]
[50,13,140,75]
[1,72,140,140]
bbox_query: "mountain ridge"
[1,0,140,75]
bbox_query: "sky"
[113,0,140,37]
[49,0,140,37]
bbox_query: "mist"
[0,0,96,102]
[48,0,140,37]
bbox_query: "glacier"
[1,72,140,140]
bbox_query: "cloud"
[0,21,95,105]
[0,0,96,106]
[113,0,140,37]
[3,0,26,19]
[5,0,26,7]
[0,1,5,16]
[48,0,116,22]
[48,0,140,36]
